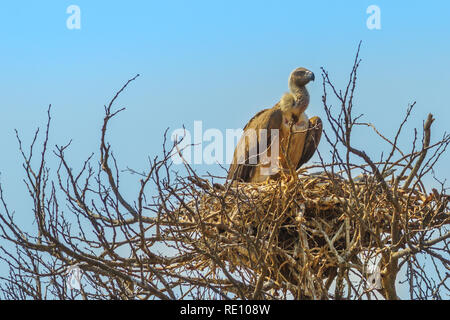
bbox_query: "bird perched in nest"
[227,67,322,183]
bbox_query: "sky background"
[0,0,449,298]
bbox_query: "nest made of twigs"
[175,173,447,292]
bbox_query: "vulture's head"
[288,67,315,91]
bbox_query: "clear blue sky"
[0,1,449,296]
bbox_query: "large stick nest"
[175,173,448,294]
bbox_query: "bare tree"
[0,45,449,300]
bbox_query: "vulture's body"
[228,67,322,183]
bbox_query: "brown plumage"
[227,67,322,183]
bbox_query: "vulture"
[227,67,322,183]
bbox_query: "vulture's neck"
[290,85,310,114]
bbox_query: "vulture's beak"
[308,71,315,82]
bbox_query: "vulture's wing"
[296,116,322,169]
[227,105,283,182]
